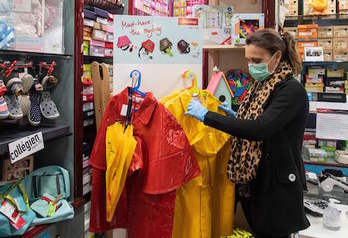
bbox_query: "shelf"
[0,124,70,155]
[304,160,348,168]
[203,45,245,50]
[284,14,348,27]
[84,1,124,15]
[83,55,113,63]
[0,50,73,60]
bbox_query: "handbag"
[0,179,36,237]
[22,166,74,225]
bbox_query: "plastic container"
[89,45,105,57]
[323,202,342,231]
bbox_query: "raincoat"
[89,88,200,237]
[160,89,235,238]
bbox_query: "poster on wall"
[113,15,203,98]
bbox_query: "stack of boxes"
[296,24,319,61]
[318,26,334,61]
[83,7,114,58]
[333,25,348,61]
[281,0,299,17]
[82,63,95,127]
[305,66,325,93]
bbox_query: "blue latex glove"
[185,99,208,122]
[218,102,236,117]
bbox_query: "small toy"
[117,35,133,52]
[160,38,173,57]
[177,39,190,54]
[207,67,234,108]
[225,69,252,107]
[138,39,155,59]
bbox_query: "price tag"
[120,104,128,116]
[8,132,44,164]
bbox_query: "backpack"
[0,179,36,237]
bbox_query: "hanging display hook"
[182,70,199,96]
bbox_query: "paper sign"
[8,132,44,164]
[316,112,348,140]
[304,47,324,62]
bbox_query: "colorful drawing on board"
[138,39,155,59]
[225,69,252,106]
[159,38,173,57]
[117,35,134,52]
[177,39,190,54]
[240,19,259,40]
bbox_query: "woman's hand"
[218,102,236,117]
[185,99,208,122]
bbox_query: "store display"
[232,13,264,45]
[304,198,329,217]
[319,173,348,192]
[323,202,342,231]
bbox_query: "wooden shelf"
[203,45,245,50]
[83,55,113,63]
[304,160,348,168]
[0,124,70,156]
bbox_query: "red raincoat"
[89,88,200,237]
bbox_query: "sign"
[304,47,324,62]
[8,132,44,164]
[113,15,203,98]
[316,111,348,140]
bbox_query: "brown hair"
[246,28,301,75]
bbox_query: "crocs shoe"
[18,95,31,117]
[41,75,58,90]
[0,80,9,119]
[4,94,23,119]
[6,77,23,96]
[40,91,59,119]
[21,74,34,94]
[28,91,41,126]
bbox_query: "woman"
[185,29,310,238]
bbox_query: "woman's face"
[245,44,281,73]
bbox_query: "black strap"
[33,176,38,198]
[56,175,61,195]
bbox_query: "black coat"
[204,76,310,237]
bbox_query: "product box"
[92,29,107,41]
[297,24,318,39]
[90,45,105,57]
[284,27,298,38]
[327,68,344,78]
[318,26,334,38]
[232,13,265,45]
[192,5,234,45]
[334,25,348,38]
[0,0,65,54]
[303,0,336,15]
[334,38,348,51]
[297,40,318,54]
[2,156,34,182]
[334,50,348,61]
[339,0,348,13]
[307,67,325,83]
[324,50,333,61]
[305,82,324,92]
[318,38,333,51]
[280,0,298,16]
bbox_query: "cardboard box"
[232,13,265,45]
[334,50,348,61]
[297,24,318,39]
[324,50,333,61]
[334,38,348,51]
[297,40,318,54]
[327,68,345,78]
[284,27,298,38]
[334,25,348,38]
[318,26,334,38]
[339,0,348,13]
[318,38,333,50]
[287,0,299,16]
[303,0,336,15]
[305,82,324,92]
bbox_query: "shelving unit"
[203,45,245,50]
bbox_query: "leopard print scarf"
[227,61,293,184]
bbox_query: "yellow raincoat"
[105,122,137,222]
[160,89,235,238]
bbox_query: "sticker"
[8,132,44,164]
[120,104,128,116]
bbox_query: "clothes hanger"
[124,70,145,132]
[182,70,199,96]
